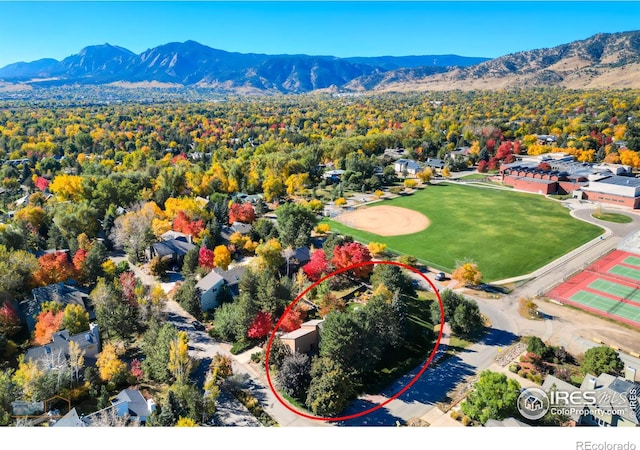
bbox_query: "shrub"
[403,179,418,189]
[397,255,418,267]
[517,369,526,378]
[149,256,168,277]
[230,339,254,355]
[450,410,459,420]
[335,197,347,207]
[461,415,472,426]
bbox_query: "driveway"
[162,298,324,427]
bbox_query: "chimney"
[586,376,597,390]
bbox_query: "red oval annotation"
[265,259,445,422]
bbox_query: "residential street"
[110,200,640,427]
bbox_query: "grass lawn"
[327,183,603,281]
[592,212,633,223]
[365,294,435,392]
[459,173,488,181]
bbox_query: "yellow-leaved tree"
[255,238,284,270]
[213,245,231,271]
[368,242,388,256]
[68,340,86,385]
[176,417,197,427]
[49,174,86,202]
[452,262,482,286]
[12,355,43,401]
[168,331,192,384]
[96,343,127,382]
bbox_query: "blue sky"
[1,2,640,67]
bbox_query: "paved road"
[111,200,640,427]
[338,293,517,426]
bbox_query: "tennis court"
[588,279,640,303]
[609,264,640,281]
[570,291,640,323]
[623,255,640,268]
[548,249,640,328]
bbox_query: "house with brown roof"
[280,319,324,354]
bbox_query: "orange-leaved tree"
[33,309,64,345]
[33,252,76,286]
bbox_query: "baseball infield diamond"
[334,205,430,236]
[326,183,603,281]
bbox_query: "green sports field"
[328,183,603,281]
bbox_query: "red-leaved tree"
[486,138,496,153]
[119,272,137,306]
[130,358,144,381]
[331,242,372,279]
[495,141,513,160]
[198,247,215,269]
[173,210,204,237]
[513,140,522,154]
[302,249,329,281]
[0,301,21,335]
[35,176,50,192]
[477,160,489,173]
[537,162,552,171]
[487,157,501,171]
[229,202,256,224]
[279,307,307,333]
[247,311,272,339]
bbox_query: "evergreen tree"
[174,278,201,318]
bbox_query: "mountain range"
[1,30,640,93]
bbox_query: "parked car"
[435,272,446,281]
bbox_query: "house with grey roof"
[393,159,422,176]
[213,265,246,296]
[424,158,445,170]
[322,169,346,182]
[59,389,156,427]
[196,270,225,312]
[578,373,640,427]
[282,247,311,275]
[220,221,253,242]
[541,372,640,427]
[25,323,101,367]
[145,232,196,263]
[197,265,248,311]
[53,408,86,427]
[111,389,156,423]
[20,282,92,333]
